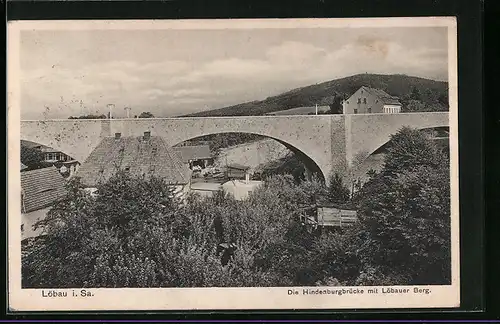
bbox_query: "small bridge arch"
[346,112,450,167]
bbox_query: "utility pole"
[315,104,318,115]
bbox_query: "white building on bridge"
[342,86,402,114]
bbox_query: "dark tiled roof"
[173,145,212,162]
[21,140,43,149]
[21,166,67,213]
[361,86,401,105]
[75,135,192,187]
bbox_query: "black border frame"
[4,0,486,320]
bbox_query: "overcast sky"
[19,26,448,120]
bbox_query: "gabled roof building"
[174,145,212,163]
[342,86,402,114]
[21,166,67,239]
[21,166,67,214]
[75,132,192,200]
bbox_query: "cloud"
[317,37,448,80]
[20,36,448,120]
[266,41,327,63]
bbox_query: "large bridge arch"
[173,131,326,182]
[106,116,346,182]
[349,124,451,182]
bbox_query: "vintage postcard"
[8,17,459,311]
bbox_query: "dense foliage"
[22,127,451,288]
[68,114,108,119]
[257,152,307,182]
[20,145,45,170]
[351,127,451,284]
[138,112,155,118]
[327,173,351,207]
[183,74,448,117]
[181,133,265,153]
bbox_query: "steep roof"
[360,86,401,105]
[21,140,43,149]
[173,145,212,162]
[75,135,192,187]
[21,166,67,213]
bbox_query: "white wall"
[222,180,262,201]
[22,207,50,240]
[383,104,402,114]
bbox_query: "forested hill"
[182,74,449,117]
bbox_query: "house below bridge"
[75,131,192,202]
[21,166,67,240]
[173,144,214,170]
[21,140,80,178]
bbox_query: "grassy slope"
[182,73,448,117]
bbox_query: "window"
[363,98,367,104]
[21,224,24,232]
[357,98,361,104]
[368,108,372,113]
[354,109,358,114]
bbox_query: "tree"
[69,114,107,119]
[20,145,44,170]
[326,173,351,206]
[138,112,155,118]
[328,95,344,114]
[403,99,426,112]
[259,153,307,183]
[22,173,322,288]
[353,127,451,285]
[410,86,422,101]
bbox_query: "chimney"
[107,104,115,119]
[115,132,121,139]
[143,131,151,140]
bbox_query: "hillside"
[182,74,448,117]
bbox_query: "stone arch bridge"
[20,113,449,181]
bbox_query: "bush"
[22,173,322,288]
[22,126,452,288]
